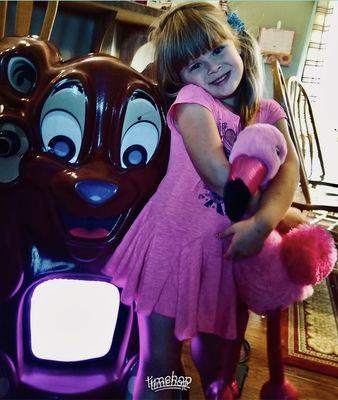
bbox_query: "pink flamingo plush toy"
[224,123,337,399]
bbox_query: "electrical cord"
[239,339,251,364]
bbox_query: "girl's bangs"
[174,24,227,71]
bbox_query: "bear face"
[0,36,169,272]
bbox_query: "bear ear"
[0,37,61,106]
[4,54,37,96]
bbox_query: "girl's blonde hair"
[149,1,263,126]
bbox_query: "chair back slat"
[1,1,58,40]
[40,1,59,41]
[287,76,326,181]
[271,59,312,204]
[15,1,34,37]
[0,1,8,39]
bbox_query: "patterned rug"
[281,271,338,377]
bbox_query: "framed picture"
[258,26,295,66]
[147,0,173,9]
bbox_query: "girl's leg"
[190,332,227,391]
[190,304,249,399]
[133,312,184,400]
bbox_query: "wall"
[232,1,317,97]
[6,0,316,97]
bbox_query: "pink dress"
[103,84,286,341]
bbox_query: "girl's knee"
[137,313,183,376]
[140,346,182,375]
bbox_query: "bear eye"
[276,146,280,156]
[46,134,77,162]
[120,90,162,169]
[41,111,82,163]
[7,56,37,94]
[120,121,159,168]
[40,80,86,164]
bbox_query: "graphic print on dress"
[219,121,237,159]
[198,184,226,216]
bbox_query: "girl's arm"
[253,118,300,231]
[220,117,300,259]
[175,103,230,195]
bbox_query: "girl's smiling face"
[179,40,244,100]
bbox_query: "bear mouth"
[59,209,128,240]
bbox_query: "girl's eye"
[189,63,201,72]
[213,46,224,56]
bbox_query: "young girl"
[103,2,300,399]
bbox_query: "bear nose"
[75,180,118,205]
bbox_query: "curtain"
[301,0,337,184]
[301,0,334,101]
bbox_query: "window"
[302,1,338,183]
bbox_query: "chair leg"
[260,309,298,400]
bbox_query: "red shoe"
[231,379,240,398]
[206,380,235,400]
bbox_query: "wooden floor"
[182,313,338,400]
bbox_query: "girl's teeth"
[214,72,229,84]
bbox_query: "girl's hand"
[218,216,272,260]
[246,190,261,214]
[276,207,307,234]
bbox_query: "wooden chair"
[263,60,337,400]
[287,76,336,188]
[271,59,338,213]
[0,1,58,41]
